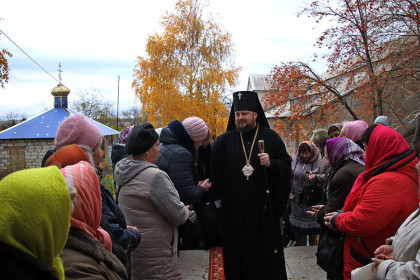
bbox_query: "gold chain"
[240,124,260,164]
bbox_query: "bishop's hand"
[258,153,270,167]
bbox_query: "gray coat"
[290,150,320,218]
[376,206,420,280]
[115,157,189,280]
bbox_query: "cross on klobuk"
[238,92,242,100]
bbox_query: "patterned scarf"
[60,161,112,252]
[118,125,134,144]
[326,137,365,169]
[0,166,71,280]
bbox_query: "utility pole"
[116,76,120,131]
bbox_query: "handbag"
[298,171,322,207]
[179,210,201,240]
[316,226,345,278]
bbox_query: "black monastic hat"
[226,91,269,131]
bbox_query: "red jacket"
[333,125,419,280]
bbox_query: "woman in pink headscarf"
[60,161,128,280]
[340,120,369,149]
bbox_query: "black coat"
[111,144,129,170]
[0,241,59,280]
[314,159,365,225]
[156,122,205,205]
[211,125,291,280]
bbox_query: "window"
[7,146,26,170]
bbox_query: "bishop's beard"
[236,121,256,133]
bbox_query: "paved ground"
[284,246,327,280]
[180,250,209,280]
[179,245,327,280]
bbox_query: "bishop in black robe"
[211,91,292,280]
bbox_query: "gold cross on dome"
[58,63,63,83]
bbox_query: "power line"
[0,28,60,84]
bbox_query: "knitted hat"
[117,125,134,145]
[55,114,101,150]
[374,116,391,127]
[125,123,159,155]
[182,117,209,142]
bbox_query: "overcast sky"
[1,0,327,118]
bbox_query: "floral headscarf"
[117,125,134,145]
[0,166,71,280]
[60,161,112,252]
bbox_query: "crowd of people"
[0,91,419,280]
[299,116,420,280]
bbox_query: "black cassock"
[211,125,292,280]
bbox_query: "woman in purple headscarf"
[307,137,365,279]
[308,137,365,225]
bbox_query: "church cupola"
[51,63,70,108]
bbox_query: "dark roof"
[0,108,119,140]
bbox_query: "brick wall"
[0,137,113,172]
[0,139,55,170]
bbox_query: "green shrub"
[101,174,116,200]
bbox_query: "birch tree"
[133,0,241,135]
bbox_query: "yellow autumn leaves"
[133,0,241,135]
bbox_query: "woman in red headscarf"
[324,125,419,280]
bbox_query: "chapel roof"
[0,78,119,140]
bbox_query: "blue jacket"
[100,186,141,252]
[156,120,205,205]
